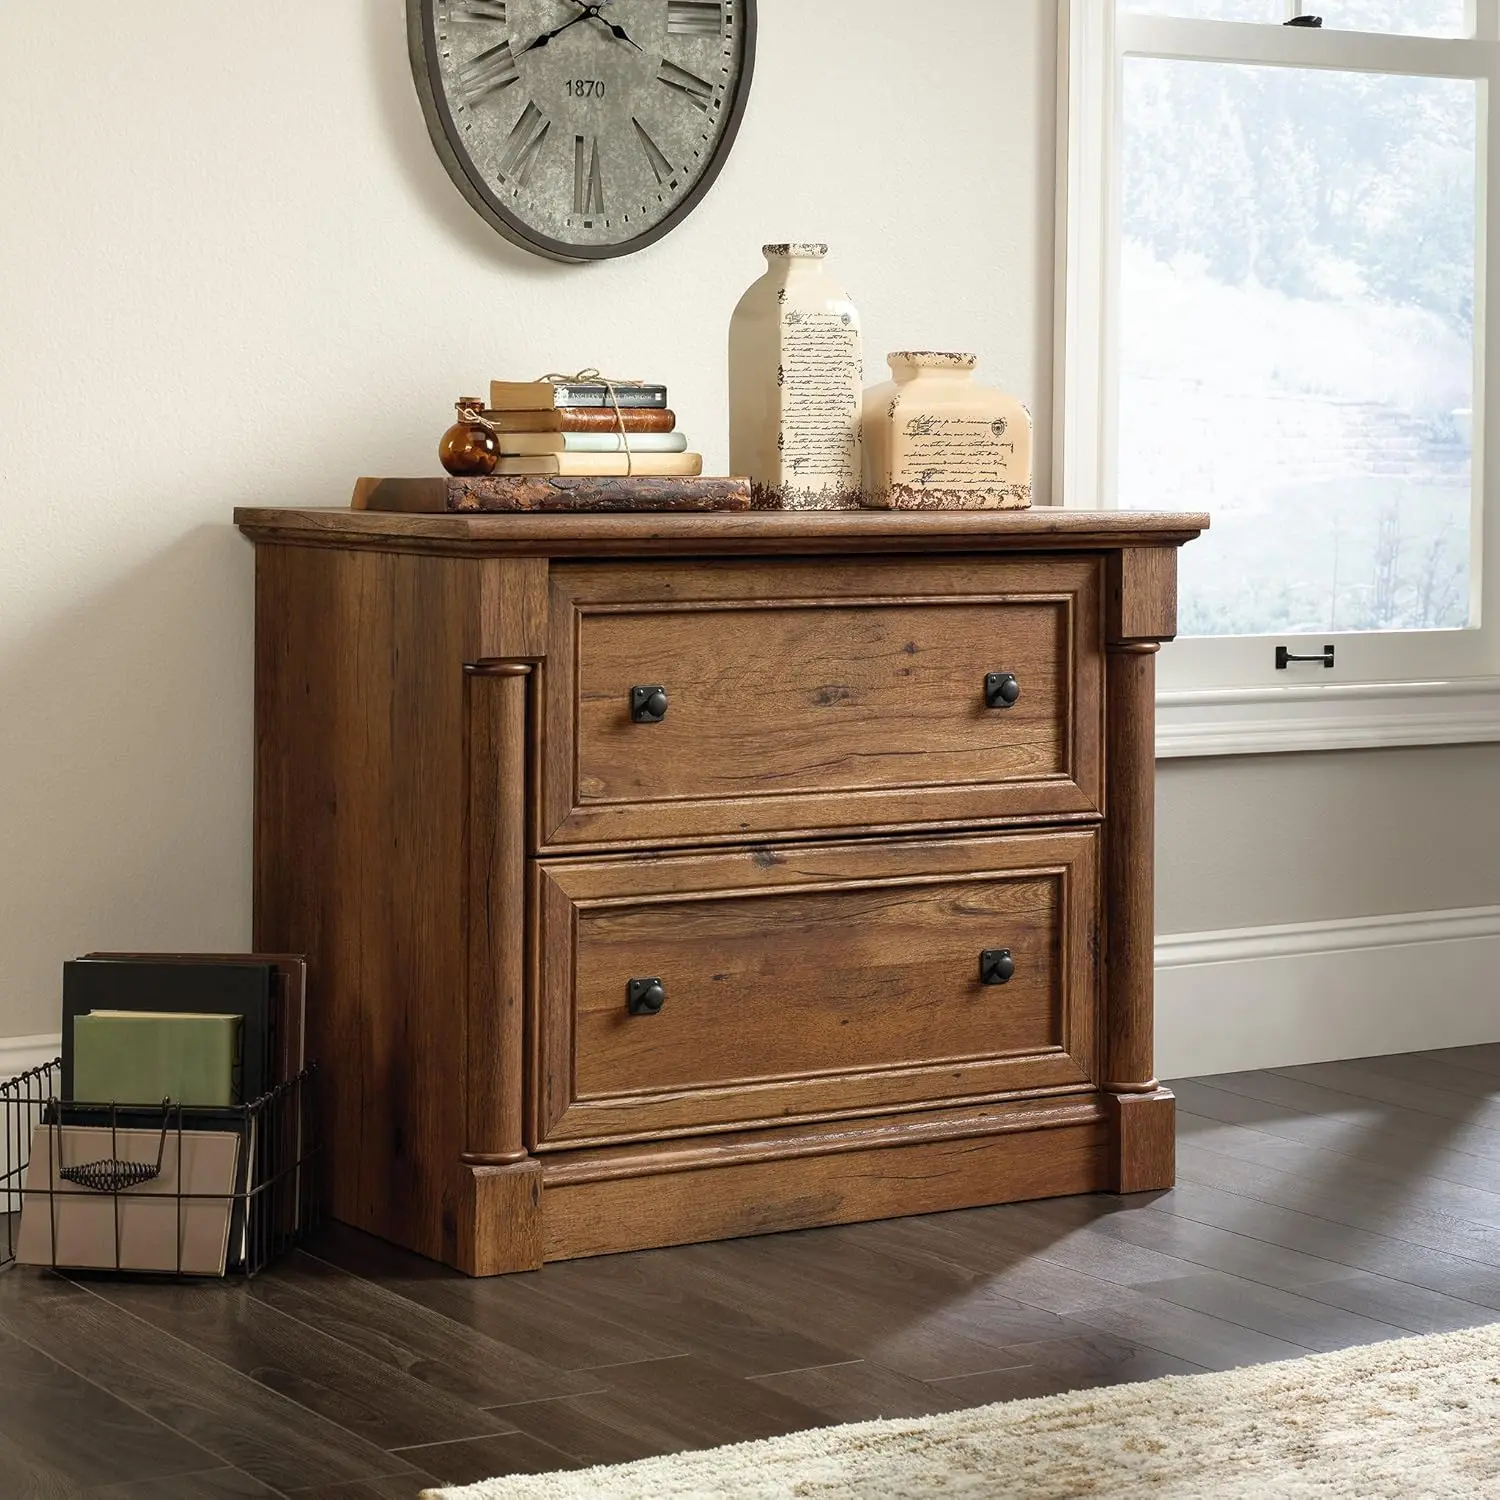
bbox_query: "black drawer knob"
[985,673,1021,709]
[980,949,1016,986]
[631,685,669,723]
[627,977,666,1016]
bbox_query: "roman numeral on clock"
[498,101,551,185]
[450,0,507,22]
[667,0,723,35]
[657,59,715,111]
[632,118,675,187]
[574,135,606,217]
[457,39,519,104]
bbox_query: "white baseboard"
[0,1035,61,1082]
[1156,906,1500,1079]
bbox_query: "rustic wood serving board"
[352,476,752,514]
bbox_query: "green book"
[71,1011,242,1107]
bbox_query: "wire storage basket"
[0,1061,320,1278]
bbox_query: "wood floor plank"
[0,1320,215,1489]
[250,1251,601,1408]
[0,1427,86,1500]
[1174,1085,1500,1195]
[1146,1179,1500,1310]
[284,1473,442,1499]
[1177,1112,1500,1222]
[494,1356,826,1469]
[1352,1051,1500,1103]
[1418,1045,1500,1081]
[84,1470,277,1498]
[746,1360,967,1424]
[662,1229,1082,1380]
[462,1246,852,1379]
[1186,1071,1500,1164]
[930,1333,1207,1406]
[88,1277,513,1452]
[1291,1272,1500,1335]
[1175,1141,1500,1265]
[305,1226,683,1372]
[0,1273,430,1495]
[1040,1194,1351,1293]
[1272,1060,1500,1135]
[384,1434,577,1491]
[1129,1270,1414,1351]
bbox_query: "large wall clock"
[408,0,756,263]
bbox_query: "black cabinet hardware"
[984,672,1021,709]
[631,685,669,722]
[627,978,666,1015]
[980,949,1016,986]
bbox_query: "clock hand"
[518,10,591,54]
[594,16,645,51]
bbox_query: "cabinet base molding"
[539,1098,1111,1265]
[1106,1087,1176,1194]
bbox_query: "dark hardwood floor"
[4,1046,1500,1498]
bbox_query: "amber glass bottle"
[440,399,500,477]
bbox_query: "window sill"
[1156,677,1500,758]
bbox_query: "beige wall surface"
[1157,745,1500,935]
[0,0,1058,1039]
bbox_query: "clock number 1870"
[566,79,606,98]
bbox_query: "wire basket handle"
[51,1100,174,1194]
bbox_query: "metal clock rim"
[407,0,758,265]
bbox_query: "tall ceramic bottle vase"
[729,244,864,509]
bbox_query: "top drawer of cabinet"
[540,556,1104,849]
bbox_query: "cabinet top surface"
[235,505,1209,557]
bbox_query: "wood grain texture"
[1103,643,1160,1099]
[1110,1088,1177,1193]
[536,831,1100,1145]
[543,556,1104,848]
[541,1117,1109,1262]
[235,506,1210,558]
[239,509,1193,1272]
[463,666,531,1166]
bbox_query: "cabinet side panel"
[252,545,475,1262]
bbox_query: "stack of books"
[483,378,703,478]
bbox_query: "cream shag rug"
[423,1323,1500,1499]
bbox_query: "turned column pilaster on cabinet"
[1103,548,1178,1194]
[458,660,543,1274]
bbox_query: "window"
[1058,1,1500,753]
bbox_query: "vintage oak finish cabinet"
[236,506,1207,1275]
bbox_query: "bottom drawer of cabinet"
[532,829,1100,1148]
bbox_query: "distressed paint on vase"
[862,352,1032,510]
[729,244,864,510]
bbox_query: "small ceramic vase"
[440,399,500,477]
[729,244,864,509]
[861,354,1032,510]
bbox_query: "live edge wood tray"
[235,504,1208,1275]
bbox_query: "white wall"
[4,2,1494,1075]
[0,0,1058,1041]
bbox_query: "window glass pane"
[1119,59,1477,637]
[1306,1,1469,35]
[1119,1,1287,18]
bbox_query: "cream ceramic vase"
[862,353,1032,510]
[729,244,864,509]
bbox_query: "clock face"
[409,0,755,262]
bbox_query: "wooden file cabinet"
[236,505,1206,1274]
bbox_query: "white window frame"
[1056,0,1500,756]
